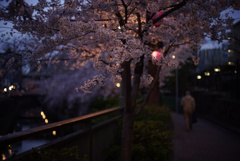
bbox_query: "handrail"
[0,107,123,149]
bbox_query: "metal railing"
[0,107,123,161]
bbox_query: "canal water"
[1,108,55,160]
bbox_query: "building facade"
[0,51,22,94]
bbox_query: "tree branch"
[137,43,173,114]
[136,13,142,37]
[114,0,125,26]
[142,0,188,35]
[152,0,187,24]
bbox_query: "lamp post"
[175,67,179,113]
[171,55,179,113]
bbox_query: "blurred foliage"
[89,96,121,125]
[132,105,173,161]
[106,105,173,161]
[90,96,120,112]
[14,146,88,161]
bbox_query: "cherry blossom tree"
[36,60,121,120]
[1,0,239,160]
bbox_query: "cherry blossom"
[0,1,239,160]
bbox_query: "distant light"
[171,55,176,59]
[118,26,121,29]
[197,75,202,79]
[8,85,16,91]
[41,111,46,119]
[227,37,231,40]
[52,131,56,136]
[45,119,49,124]
[228,61,234,66]
[234,70,237,74]
[3,88,7,92]
[116,83,121,87]
[214,68,221,72]
[8,145,12,155]
[70,16,76,21]
[2,154,6,160]
[227,49,232,53]
[204,72,210,76]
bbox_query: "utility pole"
[175,68,179,113]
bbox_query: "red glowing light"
[152,51,162,61]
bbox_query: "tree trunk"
[147,60,162,105]
[120,61,134,161]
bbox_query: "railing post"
[84,120,93,161]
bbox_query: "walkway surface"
[171,112,240,161]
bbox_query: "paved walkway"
[171,112,240,161]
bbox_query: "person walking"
[181,91,196,131]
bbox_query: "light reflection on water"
[12,123,52,154]
[14,111,52,153]
[1,138,52,160]
[13,138,51,154]
[1,121,52,160]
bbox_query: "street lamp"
[227,61,234,66]
[116,83,121,88]
[171,55,179,112]
[214,67,221,72]
[204,71,210,76]
[197,75,202,80]
[3,88,7,93]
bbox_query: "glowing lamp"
[227,49,232,53]
[204,72,210,76]
[116,83,121,87]
[45,119,49,124]
[2,154,6,160]
[52,131,57,136]
[214,68,221,72]
[8,145,12,155]
[152,51,162,61]
[150,11,164,27]
[42,114,46,119]
[228,61,234,65]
